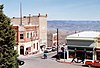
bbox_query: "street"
[18,52,95,68]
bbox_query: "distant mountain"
[47,20,100,31]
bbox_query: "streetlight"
[55,28,60,61]
[63,44,66,62]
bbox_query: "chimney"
[28,14,31,25]
[38,13,40,17]
[23,16,26,18]
[13,17,15,18]
[46,14,48,17]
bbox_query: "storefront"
[18,40,39,55]
[65,31,100,61]
[67,45,93,60]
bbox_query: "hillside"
[47,20,100,46]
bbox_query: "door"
[20,46,24,55]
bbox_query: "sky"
[0,0,100,21]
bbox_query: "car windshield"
[47,48,49,49]
[46,48,51,49]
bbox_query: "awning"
[67,45,93,51]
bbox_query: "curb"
[58,61,72,64]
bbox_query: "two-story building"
[11,13,47,55]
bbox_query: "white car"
[46,47,52,52]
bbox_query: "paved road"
[19,58,83,68]
[19,52,95,68]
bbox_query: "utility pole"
[57,28,59,55]
[63,45,66,62]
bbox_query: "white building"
[65,31,100,61]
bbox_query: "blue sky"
[0,0,100,20]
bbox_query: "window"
[96,52,100,60]
[37,43,38,50]
[36,31,37,37]
[26,47,31,52]
[20,34,24,39]
[69,51,75,58]
[86,52,93,60]
[31,32,32,37]
[33,43,35,49]
[27,33,29,38]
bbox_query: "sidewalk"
[18,51,56,59]
[18,51,43,59]
[57,59,72,64]
[58,59,83,66]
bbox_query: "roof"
[66,31,100,40]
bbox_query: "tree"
[0,5,18,68]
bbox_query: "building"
[11,13,47,55]
[52,33,57,46]
[65,31,100,61]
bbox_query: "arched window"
[37,43,38,50]
[33,43,35,49]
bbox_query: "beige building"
[11,13,47,55]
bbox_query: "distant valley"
[47,20,100,32]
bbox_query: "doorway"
[20,46,24,55]
[76,51,85,59]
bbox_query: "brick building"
[11,14,47,55]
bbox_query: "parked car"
[46,47,52,52]
[17,59,24,65]
[52,46,57,51]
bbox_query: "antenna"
[20,2,22,26]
